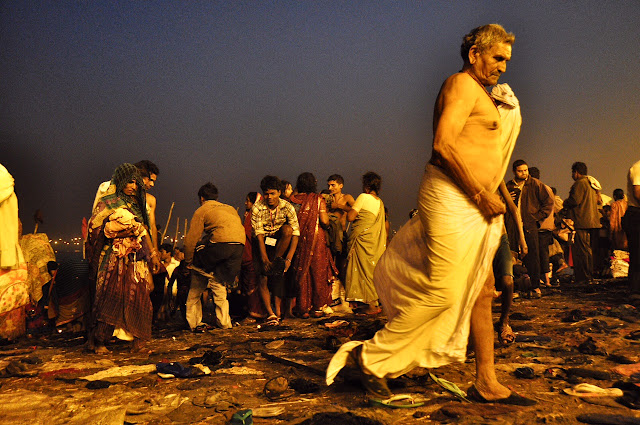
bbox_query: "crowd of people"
[0,158,394,354]
[1,22,639,407]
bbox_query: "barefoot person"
[86,163,160,353]
[327,24,536,406]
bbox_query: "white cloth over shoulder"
[92,180,112,214]
[491,83,521,189]
[327,165,503,384]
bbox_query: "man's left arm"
[147,193,158,249]
[183,210,204,265]
[564,182,581,210]
[499,181,528,256]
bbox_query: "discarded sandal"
[626,330,640,341]
[563,383,624,398]
[514,367,536,379]
[263,376,293,400]
[252,406,285,417]
[324,320,349,329]
[466,385,537,406]
[369,394,425,409]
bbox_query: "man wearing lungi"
[327,24,536,406]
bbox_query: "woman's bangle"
[150,250,158,258]
[285,258,291,263]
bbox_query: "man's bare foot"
[131,339,153,354]
[357,305,382,316]
[468,383,536,406]
[84,340,95,352]
[94,345,110,354]
[473,380,511,401]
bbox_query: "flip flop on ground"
[429,372,471,402]
[563,383,624,398]
[369,394,425,409]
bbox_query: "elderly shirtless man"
[327,24,535,406]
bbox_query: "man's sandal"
[264,315,280,326]
[350,345,392,398]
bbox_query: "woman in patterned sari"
[289,173,338,318]
[85,163,159,353]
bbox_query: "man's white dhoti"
[327,164,503,384]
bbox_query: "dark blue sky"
[1,1,638,238]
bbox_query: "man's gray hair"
[460,24,515,63]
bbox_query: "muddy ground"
[1,278,640,425]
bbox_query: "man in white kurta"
[327,25,535,406]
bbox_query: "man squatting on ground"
[251,175,300,324]
[183,183,245,331]
[326,24,536,406]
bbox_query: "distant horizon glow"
[2,1,638,239]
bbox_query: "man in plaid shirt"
[251,175,299,324]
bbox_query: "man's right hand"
[262,256,272,273]
[477,190,507,219]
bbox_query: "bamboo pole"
[160,202,174,244]
[184,219,188,244]
[173,217,179,249]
